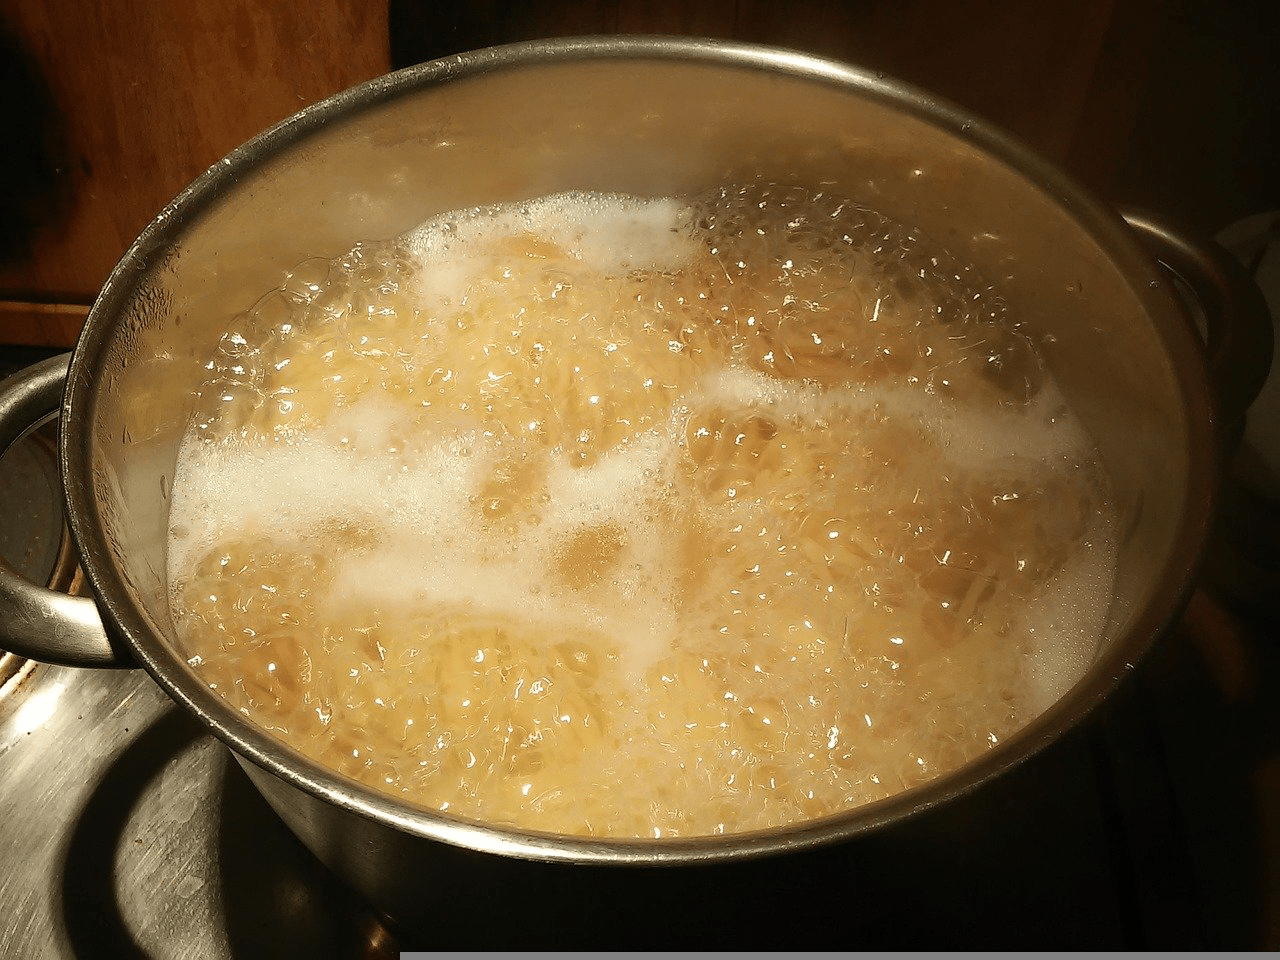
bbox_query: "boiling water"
[168,184,1118,837]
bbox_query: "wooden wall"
[0,0,391,345]
[0,0,1166,347]
[388,0,1162,182]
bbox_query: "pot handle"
[0,354,132,668]
[1121,209,1275,432]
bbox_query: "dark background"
[389,0,1280,236]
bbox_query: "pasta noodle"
[167,183,1118,837]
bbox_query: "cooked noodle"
[168,183,1117,837]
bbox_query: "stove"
[1,231,1277,950]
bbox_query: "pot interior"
[63,38,1215,855]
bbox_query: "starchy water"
[167,183,1118,837]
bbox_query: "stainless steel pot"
[0,36,1271,941]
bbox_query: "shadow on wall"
[387,0,1280,236]
[0,22,75,267]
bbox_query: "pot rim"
[60,35,1219,865]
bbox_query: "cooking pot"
[0,36,1271,946]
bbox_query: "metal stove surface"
[0,348,397,958]
[0,660,396,958]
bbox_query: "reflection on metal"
[0,654,37,702]
[0,415,61,586]
[0,664,399,959]
[1,672,68,745]
[0,354,122,668]
[0,413,63,698]
[1,362,396,956]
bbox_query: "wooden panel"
[0,301,88,348]
[723,0,1122,163]
[0,0,391,345]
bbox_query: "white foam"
[697,363,1094,475]
[404,192,697,308]
[169,394,688,678]
[166,421,484,579]
[1020,512,1121,713]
